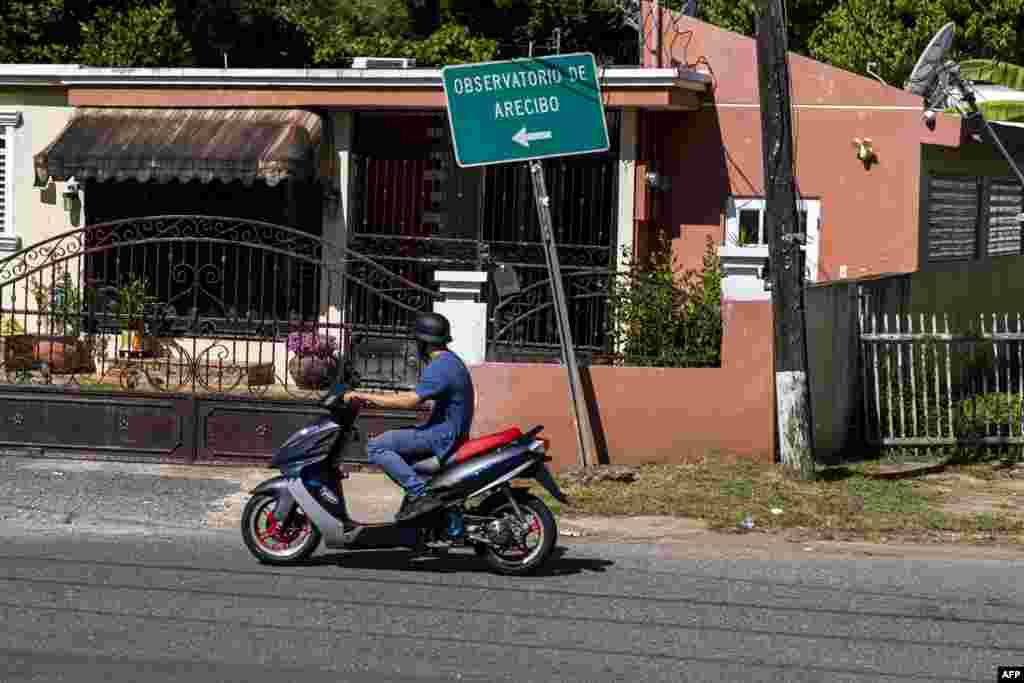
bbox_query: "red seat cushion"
[450,427,524,465]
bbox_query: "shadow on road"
[300,546,614,577]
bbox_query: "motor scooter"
[241,373,568,575]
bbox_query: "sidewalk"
[2,456,1023,562]
[156,461,1024,561]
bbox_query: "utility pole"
[654,0,662,67]
[755,0,815,479]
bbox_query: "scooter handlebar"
[321,382,351,411]
[323,390,367,414]
[321,391,343,411]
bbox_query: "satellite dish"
[904,21,1024,191]
[905,22,956,106]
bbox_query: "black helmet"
[412,312,452,345]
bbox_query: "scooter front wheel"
[241,493,321,565]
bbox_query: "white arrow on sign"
[512,127,553,148]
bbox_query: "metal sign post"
[528,160,599,468]
[441,52,609,467]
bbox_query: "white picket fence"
[860,312,1024,447]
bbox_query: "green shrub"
[607,232,722,367]
[955,392,1023,438]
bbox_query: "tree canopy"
[1,0,1023,85]
[689,0,1024,88]
[0,0,635,68]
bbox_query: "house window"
[725,196,822,281]
[0,111,21,253]
[727,197,815,246]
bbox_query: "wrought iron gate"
[349,111,622,362]
[0,215,435,464]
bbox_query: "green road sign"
[441,52,610,168]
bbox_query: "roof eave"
[0,63,711,93]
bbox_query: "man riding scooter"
[342,312,474,523]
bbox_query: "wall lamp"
[852,138,878,169]
[62,181,79,212]
[645,167,672,192]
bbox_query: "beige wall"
[0,88,77,251]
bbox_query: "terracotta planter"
[3,334,36,371]
[130,333,162,356]
[8,335,96,374]
[288,354,338,390]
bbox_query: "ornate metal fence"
[0,215,439,397]
[488,267,615,362]
[348,112,621,362]
[480,158,619,362]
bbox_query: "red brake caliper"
[256,508,281,548]
[257,507,306,550]
[517,514,541,552]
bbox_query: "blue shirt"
[414,350,475,460]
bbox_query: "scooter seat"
[409,427,525,476]
[450,427,524,465]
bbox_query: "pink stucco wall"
[469,300,775,471]
[637,5,962,281]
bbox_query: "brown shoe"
[395,494,445,522]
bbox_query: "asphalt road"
[0,458,1022,682]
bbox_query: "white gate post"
[433,271,488,365]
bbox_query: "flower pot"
[130,333,161,356]
[4,334,36,371]
[30,336,95,374]
[120,325,160,357]
[288,354,338,390]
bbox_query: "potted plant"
[111,275,160,355]
[0,315,29,373]
[21,272,96,374]
[286,329,339,390]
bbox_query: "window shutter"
[926,175,980,262]
[986,177,1022,256]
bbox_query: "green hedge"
[607,233,722,368]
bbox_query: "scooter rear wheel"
[477,494,557,576]
[241,493,321,565]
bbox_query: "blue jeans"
[367,428,440,496]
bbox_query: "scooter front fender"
[252,476,297,525]
[286,477,346,548]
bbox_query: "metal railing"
[0,215,438,397]
[861,311,1024,447]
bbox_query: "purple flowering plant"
[286,331,338,358]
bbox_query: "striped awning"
[34,107,323,187]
